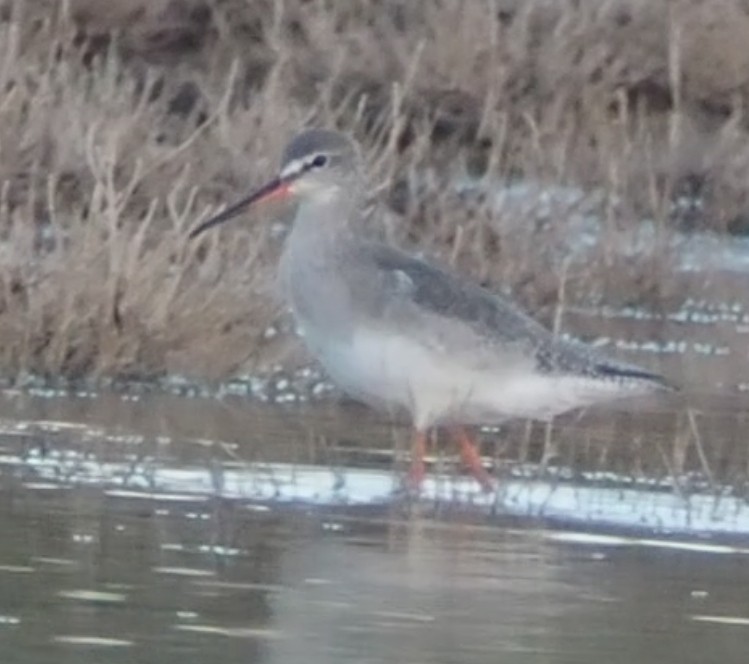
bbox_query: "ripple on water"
[544,531,749,555]
[57,589,127,603]
[173,624,282,639]
[690,615,749,626]
[52,635,134,647]
[152,566,216,577]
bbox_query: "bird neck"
[279,192,364,333]
[289,191,362,251]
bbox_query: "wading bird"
[189,129,672,491]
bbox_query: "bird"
[189,128,673,492]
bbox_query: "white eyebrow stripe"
[280,157,312,179]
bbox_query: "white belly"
[305,328,637,430]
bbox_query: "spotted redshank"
[189,129,672,491]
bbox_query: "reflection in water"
[0,388,749,662]
[0,489,749,664]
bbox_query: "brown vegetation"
[1,0,748,385]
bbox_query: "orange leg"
[452,427,495,492]
[406,429,428,489]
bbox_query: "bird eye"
[311,154,328,168]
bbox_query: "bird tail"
[593,362,677,392]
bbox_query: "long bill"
[188,175,294,239]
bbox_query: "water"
[1,389,749,662]
[1,487,748,663]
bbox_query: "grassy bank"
[1,0,748,385]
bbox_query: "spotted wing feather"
[366,243,671,389]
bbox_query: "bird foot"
[404,459,426,492]
[453,427,495,493]
[401,428,496,494]
[400,430,429,493]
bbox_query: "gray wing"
[363,242,669,385]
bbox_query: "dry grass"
[1,0,749,384]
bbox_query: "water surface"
[1,484,748,663]
[1,389,749,662]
